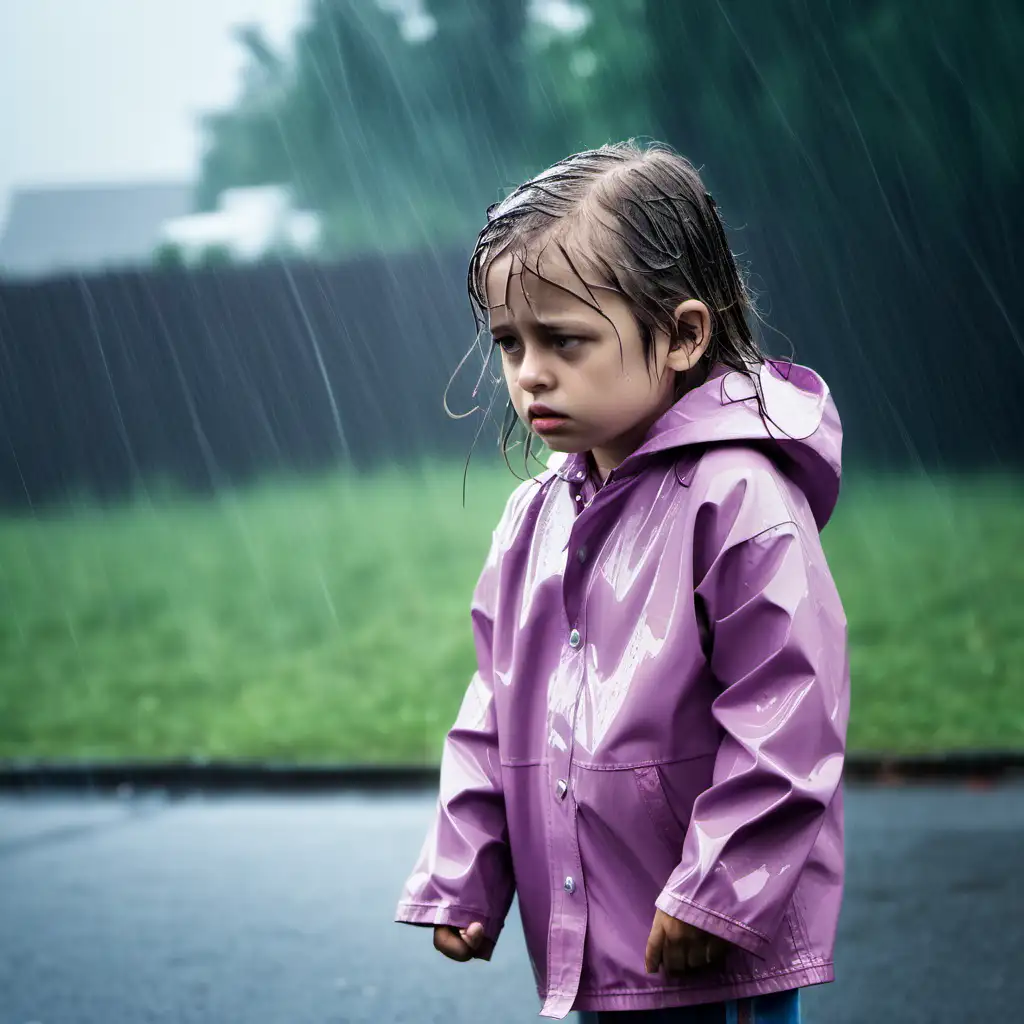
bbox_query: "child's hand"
[433,921,494,962]
[645,909,729,975]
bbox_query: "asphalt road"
[0,783,1022,1023]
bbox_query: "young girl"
[395,140,848,1023]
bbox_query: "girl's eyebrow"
[489,317,593,335]
[538,318,594,332]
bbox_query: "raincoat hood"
[552,360,843,531]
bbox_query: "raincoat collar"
[549,359,843,529]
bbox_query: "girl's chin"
[537,438,588,454]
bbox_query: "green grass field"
[0,462,1021,762]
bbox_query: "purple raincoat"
[396,361,849,1018]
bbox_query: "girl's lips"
[531,416,570,434]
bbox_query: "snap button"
[577,546,587,564]
[563,876,576,894]
[569,628,581,649]
[556,778,568,799]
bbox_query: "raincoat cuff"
[654,891,770,959]
[394,900,504,953]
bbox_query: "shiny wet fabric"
[396,362,849,1019]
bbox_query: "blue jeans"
[576,988,800,1023]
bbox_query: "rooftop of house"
[0,180,195,280]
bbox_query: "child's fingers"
[644,926,665,974]
[679,937,729,966]
[686,938,707,970]
[664,937,690,975]
[433,925,473,962]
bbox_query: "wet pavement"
[0,783,1022,1023]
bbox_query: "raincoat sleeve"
[393,530,514,955]
[655,462,849,957]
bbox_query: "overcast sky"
[0,0,307,229]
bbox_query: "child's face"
[485,246,709,472]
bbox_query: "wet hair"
[451,138,774,481]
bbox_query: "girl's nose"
[517,349,554,392]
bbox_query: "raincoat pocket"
[633,764,688,855]
[632,755,717,860]
[573,761,695,892]
[572,755,722,997]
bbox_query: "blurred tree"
[426,0,530,195]
[640,0,1022,234]
[525,0,656,166]
[196,24,292,212]
[197,244,236,268]
[152,241,188,270]
[198,0,532,256]
[197,0,1022,302]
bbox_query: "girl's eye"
[552,336,582,351]
[493,336,521,355]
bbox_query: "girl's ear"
[667,299,712,371]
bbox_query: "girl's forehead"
[484,248,612,323]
